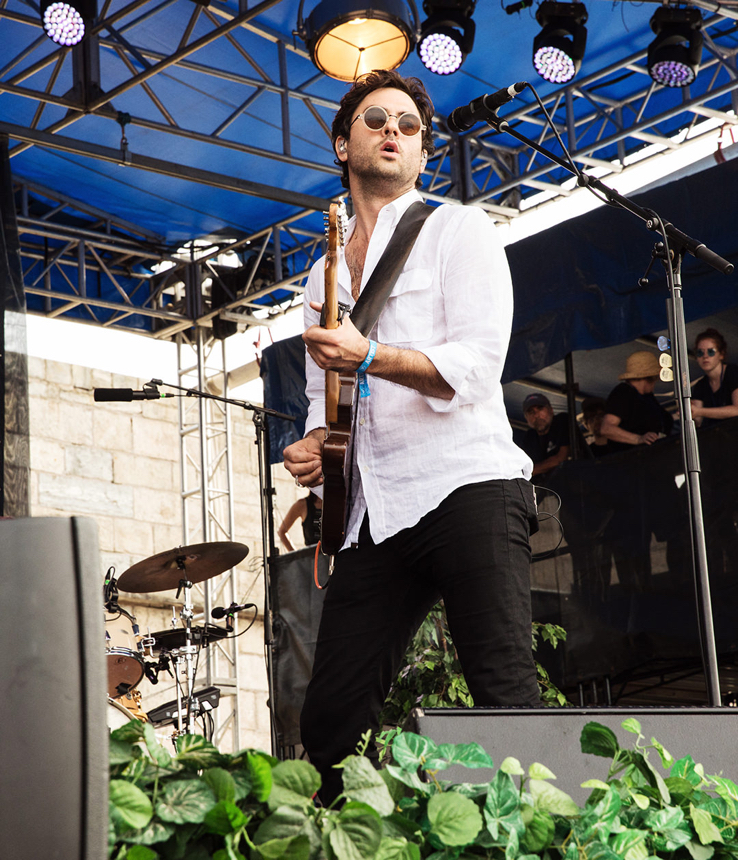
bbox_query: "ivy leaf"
[528,779,580,816]
[520,809,554,853]
[110,738,137,767]
[109,779,154,832]
[610,828,648,860]
[253,805,311,844]
[685,839,716,860]
[119,819,174,846]
[484,771,524,842]
[385,765,431,795]
[122,847,158,860]
[580,723,620,759]
[329,806,383,860]
[650,737,673,769]
[690,804,724,845]
[249,752,274,802]
[500,757,524,776]
[175,734,222,768]
[391,733,438,772]
[375,836,421,860]
[204,800,247,835]
[156,779,216,824]
[672,755,703,787]
[629,792,650,810]
[528,763,556,781]
[142,723,171,768]
[581,779,610,792]
[711,776,738,807]
[269,760,321,810]
[581,843,622,860]
[342,756,395,816]
[203,767,237,803]
[425,743,494,771]
[256,834,312,860]
[427,792,483,846]
[621,718,642,737]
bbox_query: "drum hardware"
[109,541,248,739]
[147,685,221,734]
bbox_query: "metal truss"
[13,177,327,335]
[4,0,738,322]
[176,329,241,752]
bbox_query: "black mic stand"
[145,378,295,754]
[472,107,733,706]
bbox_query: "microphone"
[211,601,257,619]
[94,388,173,401]
[447,82,528,133]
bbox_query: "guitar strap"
[348,200,435,337]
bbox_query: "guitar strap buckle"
[320,301,352,328]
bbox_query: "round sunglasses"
[696,347,718,358]
[351,105,426,137]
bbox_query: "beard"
[347,148,419,195]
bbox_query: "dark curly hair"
[695,327,728,357]
[331,69,435,191]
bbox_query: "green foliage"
[109,716,738,860]
[379,606,570,727]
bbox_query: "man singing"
[283,70,539,803]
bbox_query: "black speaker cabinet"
[412,707,738,804]
[0,516,108,860]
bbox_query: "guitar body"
[321,371,355,556]
[320,201,352,556]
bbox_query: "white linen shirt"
[303,188,533,550]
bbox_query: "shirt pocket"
[377,267,434,345]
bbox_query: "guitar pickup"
[320,302,352,328]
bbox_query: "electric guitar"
[320,200,353,557]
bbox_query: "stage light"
[297,0,416,82]
[648,6,703,88]
[532,1,588,84]
[417,0,476,76]
[41,0,95,45]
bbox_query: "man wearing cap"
[601,351,673,452]
[520,393,577,480]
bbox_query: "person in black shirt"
[581,396,613,458]
[520,393,574,480]
[277,492,322,551]
[601,351,673,453]
[600,351,675,596]
[690,328,738,429]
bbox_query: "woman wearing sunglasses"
[690,328,738,428]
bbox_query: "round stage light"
[532,1,588,85]
[43,1,85,46]
[647,6,703,89]
[534,44,576,84]
[418,28,464,75]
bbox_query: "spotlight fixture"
[532,1,588,84]
[417,0,476,76]
[648,6,703,88]
[297,0,416,82]
[40,0,95,45]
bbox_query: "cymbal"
[148,624,230,651]
[117,541,249,593]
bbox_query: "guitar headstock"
[324,199,349,253]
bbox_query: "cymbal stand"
[174,561,197,736]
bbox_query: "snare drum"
[105,615,144,698]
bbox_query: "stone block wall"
[28,355,308,754]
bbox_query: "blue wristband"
[357,340,377,373]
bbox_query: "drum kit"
[104,540,251,739]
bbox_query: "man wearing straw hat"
[601,350,673,453]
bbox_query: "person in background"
[581,396,612,457]
[600,351,673,452]
[520,393,580,480]
[690,328,738,428]
[278,492,322,551]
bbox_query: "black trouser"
[300,478,541,803]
